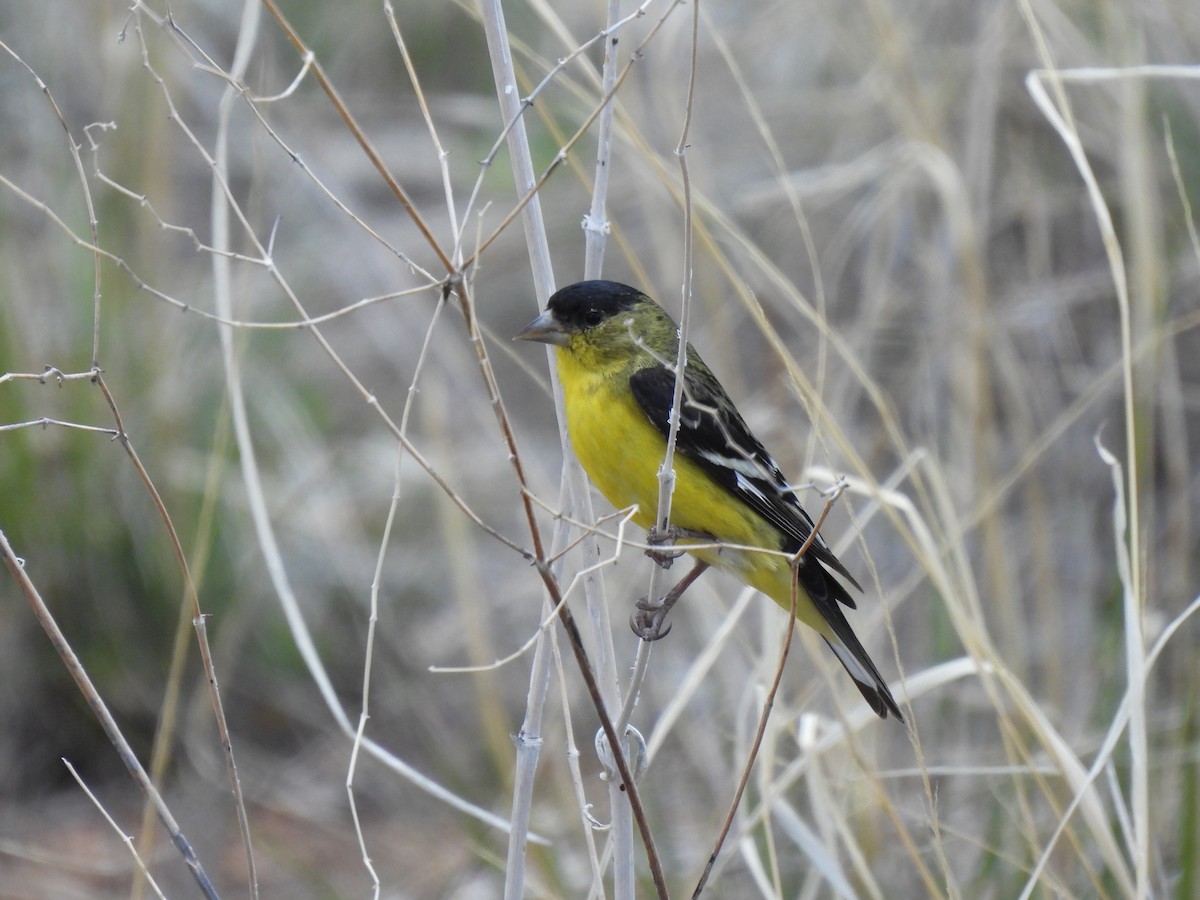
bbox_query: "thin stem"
[0,529,219,900]
[692,491,838,897]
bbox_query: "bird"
[515,279,902,721]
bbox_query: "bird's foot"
[628,558,710,642]
[630,596,673,641]
[644,524,685,569]
[644,524,712,569]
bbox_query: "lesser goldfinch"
[516,280,902,721]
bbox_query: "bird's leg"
[644,523,708,569]
[630,559,711,642]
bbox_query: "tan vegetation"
[0,0,1197,897]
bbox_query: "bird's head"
[515,280,678,369]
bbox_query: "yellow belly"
[556,350,825,630]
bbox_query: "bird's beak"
[514,310,570,346]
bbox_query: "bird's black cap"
[545,280,646,330]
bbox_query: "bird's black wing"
[628,361,862,597]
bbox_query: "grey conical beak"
[514,310,570,346]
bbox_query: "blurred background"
[0,0,1197,897]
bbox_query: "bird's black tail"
[821,633,904,721]
[801,562,904,721]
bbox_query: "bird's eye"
[583,309,604,327]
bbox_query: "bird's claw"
[630,598,673,641]
[644,547,684,569]
[644,524,688,569]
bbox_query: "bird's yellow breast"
[555,344,782,578]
